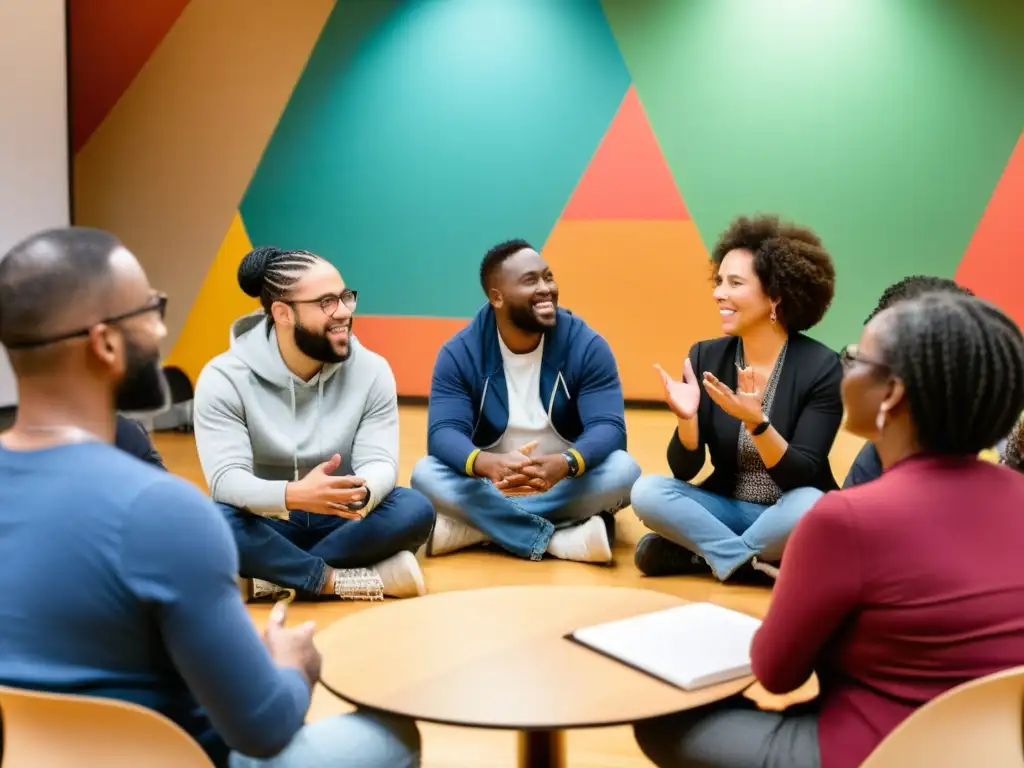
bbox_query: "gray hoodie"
[193,312,399,518]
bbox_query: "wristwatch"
[748,416,771,436]
[561,450,580,478]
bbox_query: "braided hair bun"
[237,246,282,298]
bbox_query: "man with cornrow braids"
[194,246,435,602]
[637,291,1024,768]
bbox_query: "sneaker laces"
[333,568,384,601]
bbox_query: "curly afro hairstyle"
[711,214,835,333]
[865,275,972,324]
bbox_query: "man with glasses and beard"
[411,239,641,562]
[0,228,421,767]
[193,246,434,602]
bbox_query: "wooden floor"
[158,405,864,767]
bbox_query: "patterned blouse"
[733,339,788,505]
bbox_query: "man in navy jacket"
[411,240,641,562]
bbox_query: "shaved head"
[0,226,169,416]
[0,227,123,349]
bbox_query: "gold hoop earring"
[770,310,777,325]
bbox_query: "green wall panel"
[603,0,1024,347]
[242,0,630,318]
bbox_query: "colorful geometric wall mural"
[69,0,1024,400]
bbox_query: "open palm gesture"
[702,365,766,425]
[654,358,701,420]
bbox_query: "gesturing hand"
[654,358,701,420]
[496,453,570,494]
[285,454,369,519]
[263,600,321,690]
[702,366,766,426]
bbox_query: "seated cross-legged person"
[631,215,842,582]
[635,292,1024,768]
[843,275,973,488]
[411,239,641,562]
[0,228,420,768]
[194,246,434,602]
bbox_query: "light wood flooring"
[157,405,864,767]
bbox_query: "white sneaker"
[372,551,427,598]
[546,516,612,563]
[428,513,488,556]
[246,578,291,602]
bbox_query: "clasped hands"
[284,453,370,519]
[654,358,767,428]
[474,441,569,495]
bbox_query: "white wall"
[0,0,71,407]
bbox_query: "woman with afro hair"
[631,214,841,583]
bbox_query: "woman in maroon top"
[635,292,1024,768]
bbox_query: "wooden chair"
[860,666,1024,767]
[0,685,214,767]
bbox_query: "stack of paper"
[569,602,763,691]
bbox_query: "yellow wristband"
[567,448,586,475]
[465,448,481,476]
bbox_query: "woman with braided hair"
[635,292,1024,768]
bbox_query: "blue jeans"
[410,450,641,560]
[631,476,823,580]
[219,487,435,594]
[229,710,420,768]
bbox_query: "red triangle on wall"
[955,130,1024,326]
[561,85,689,221]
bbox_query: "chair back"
[860,666,1024,767]
[0,685,214,767]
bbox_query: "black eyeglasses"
[4,293,168,350]
[840,343,889,371]
[288,289,358,316]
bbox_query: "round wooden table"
[316,586,755,767]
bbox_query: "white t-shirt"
[494,334,571,457]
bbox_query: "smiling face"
[491,247,559,332]
[712,248,777,336]
[273,259,355,363]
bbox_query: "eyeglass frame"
[3,293,169,351]
[285,289,358,316]
[840,343,891,373]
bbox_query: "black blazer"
[667,333,843,496]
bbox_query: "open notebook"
[568,602,763,691]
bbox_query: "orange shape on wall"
[544,221,719,401]
[955,130,1024,327]
[560,86,689,221]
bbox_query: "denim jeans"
[634,696,820,768]
[219,487,435,594]
[631,475,823,580]
[410,450,642,560]
[229,710,420,768]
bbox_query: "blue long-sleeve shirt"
[0,440,309,766]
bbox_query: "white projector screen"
[0,0,71,408]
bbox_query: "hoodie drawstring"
[289,380,299,482]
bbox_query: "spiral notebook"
[568,602,763,691]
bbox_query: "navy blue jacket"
[426,304,626,475]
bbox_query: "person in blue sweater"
[0,227,419,768]
[843,276,974,488]
[411,239,641,562]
